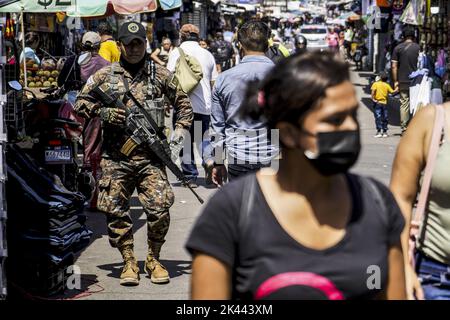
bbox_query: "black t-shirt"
[186,173,405,300]
[391,41,420,90]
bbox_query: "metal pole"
[20,9,27,88]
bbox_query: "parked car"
[298,25,329,51]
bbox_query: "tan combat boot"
[119,245,140,286]
[145,241,170,284]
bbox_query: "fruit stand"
[20,59,60,90]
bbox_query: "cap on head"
[118,21,147,45]
[180,24,200,40]
[82,31,101,47]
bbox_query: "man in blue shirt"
[206,20,279,185]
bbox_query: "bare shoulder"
[410,104,437,127]
[404,104,443,154]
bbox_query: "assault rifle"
[91,83,204,204]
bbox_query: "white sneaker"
[382,133,388,138]
[374,132,382,138]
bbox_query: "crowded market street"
[1,0,450,304]
[58,69,402,300]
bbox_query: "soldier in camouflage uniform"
[74,21,193,286]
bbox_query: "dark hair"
[379,71,388,81]
[180,32,199,42]
[241,51,351,129]
[25,32,39,47]
[402,26,415,40]
[237,20,270,53]
[97,22,113,36]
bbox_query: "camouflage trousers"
[97,158,175,249]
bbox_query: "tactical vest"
[108,61,166,130]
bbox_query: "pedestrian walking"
[266,35,290,63]
[150,37,173,67]
[295,34,308,55]
[327,28,339,53]
[187,52,406,300]
[205,20,279,185]
[371,71,398,138]
[97,22,121,63]
[167,24,218,188]
[209,31,234,73]
[76,31,110,210]
[74,21,193,286]
[199,38,209,50]
[19,32,40,66]
[391,101,450,300]
[391,27,420,133]
[344,26,354,59]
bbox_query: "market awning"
[326,0,353,7]
[0,0,20,7]
[347,13,361,21]
[0,0,159,16]
[338,11,361,21]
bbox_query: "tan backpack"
[174,47,203,94]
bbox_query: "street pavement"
[60,68,403,300]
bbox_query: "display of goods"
[20,62,60,88]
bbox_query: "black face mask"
[303,130,361,176]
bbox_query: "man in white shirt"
[167,24,218,188]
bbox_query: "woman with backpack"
[186,52,406,300]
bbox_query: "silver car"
[298,25,329,51]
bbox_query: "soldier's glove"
[99,108,126,125]
[169,127,185,163]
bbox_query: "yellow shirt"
[268,39,290,58]
[99,40,121,63]
[371,81,395,105]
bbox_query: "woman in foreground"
[186,52,406,300]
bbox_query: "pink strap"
[411,104,445,237]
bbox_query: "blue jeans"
[416,251,450,300]
[374,102,389,132]
[174,113,211,181]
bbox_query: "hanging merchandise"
[376,0,393,7]
[400,0,426,25]
[392,0,410,15]
[0,0,158,16]
[409,69,432,115]
[159,0,182,11]
[435,49,447,78]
